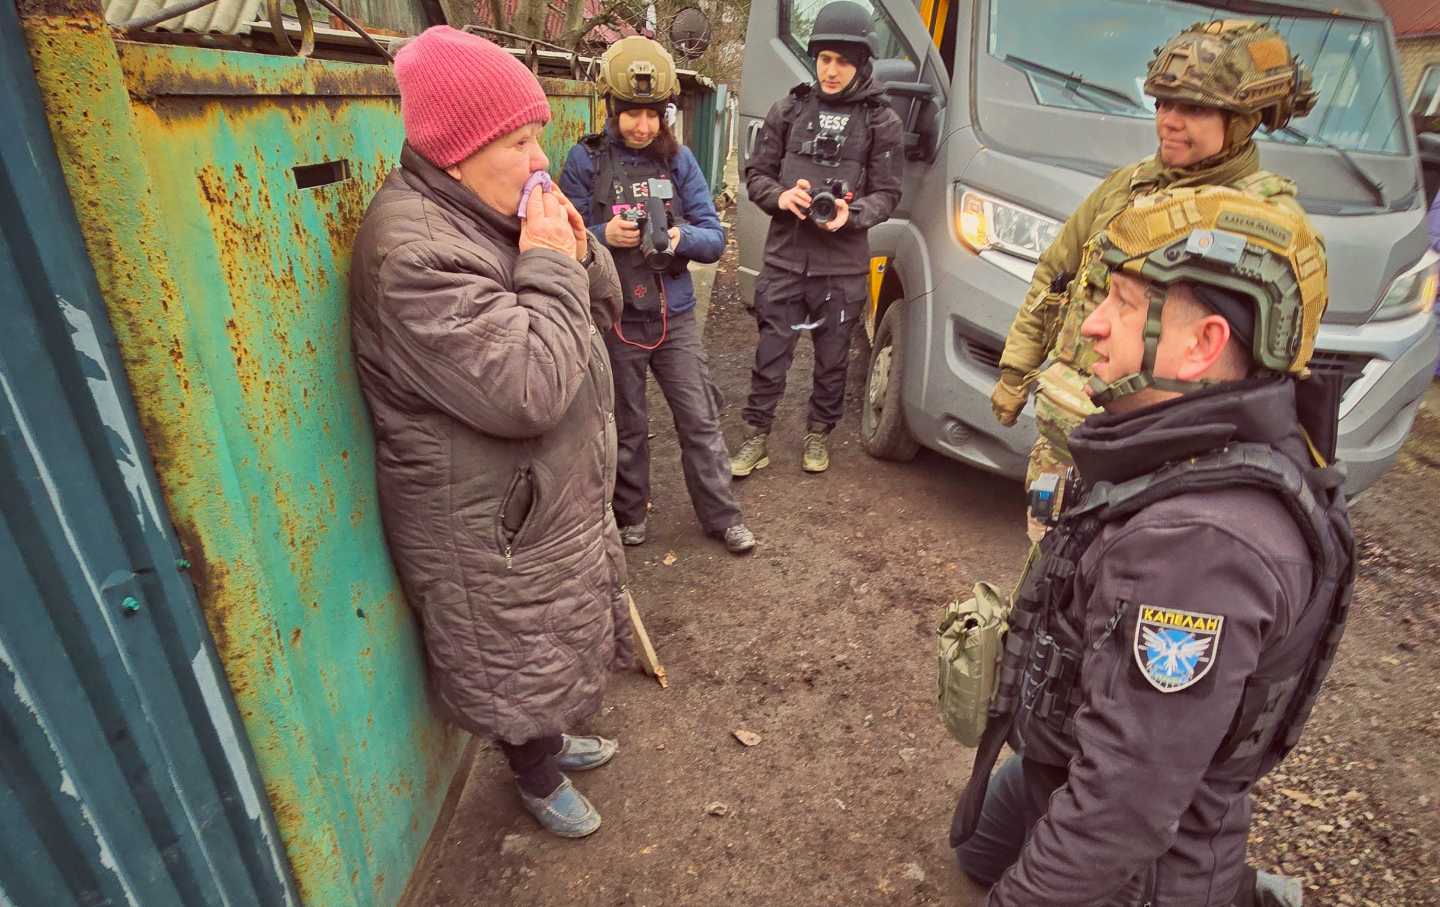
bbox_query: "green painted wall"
[21,6,602,904]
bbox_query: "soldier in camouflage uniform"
[988,20,1317,540]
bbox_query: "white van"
[737,0,1439,493]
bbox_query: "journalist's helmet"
[1087,186,1328,405]
[1144,20,1318,131]
[597,36,679,106]
[805,1,877,63]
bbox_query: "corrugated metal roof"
[104,0,262,33]
[1380,0,1440,37]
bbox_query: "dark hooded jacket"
[744,70,904,279]
[995,379,1348,905]
[349,146,632,745]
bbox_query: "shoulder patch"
[1133,604,1224,692]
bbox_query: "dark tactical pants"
[956,755,1267,906]
[956,756,1154,904]
[605,308,741,534]
[741,272,864,434]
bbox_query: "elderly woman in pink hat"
[349,26,631,839]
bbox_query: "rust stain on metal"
[23,19,568,906]
[18,0,109,22]
[117,41,400,100]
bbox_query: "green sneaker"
[730,432,769,478]
[802,431,830,473]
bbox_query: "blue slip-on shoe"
[555,734,618,772]
[1254,871,1303,907]
[517,776,601,838]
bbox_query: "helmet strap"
[1086,280,1216,405]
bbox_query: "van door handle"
[745,120,761,158]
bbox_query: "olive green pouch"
[937,582,1009,747]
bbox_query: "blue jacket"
[560,129,725,317]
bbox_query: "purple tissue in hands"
[517,171,553,218]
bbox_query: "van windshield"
[987,0,1406,155]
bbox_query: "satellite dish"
[669,6,711,58]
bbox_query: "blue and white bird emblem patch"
[1133,605,1224,693]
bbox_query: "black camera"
[623,178,676,271]
[808,179,852,226]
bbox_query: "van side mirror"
[884,81,941,163]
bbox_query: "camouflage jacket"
[997,142,1301,382]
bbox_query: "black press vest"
[583,133,683,316]
[777,87,872,204]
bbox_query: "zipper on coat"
[1092,599,1130,651]
[497,466,534,570]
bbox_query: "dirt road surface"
[405,242,1440,906]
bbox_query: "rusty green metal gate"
[2,1,297,903]
[18,1,603,903]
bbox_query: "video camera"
[620,178,676,271]
[808,179,852,226]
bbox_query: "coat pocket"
[496,466,537,567]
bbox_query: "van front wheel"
[861,302,920,462]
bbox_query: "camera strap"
[612,282,670,351]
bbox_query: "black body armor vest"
[583,133,684,316]
[954,441,1354,846]
[777,88,872,208]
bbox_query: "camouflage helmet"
[1144,20,1318,132]
[597,36,679,106]
[1088,186,1328,405]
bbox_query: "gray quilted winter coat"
[349,145,632,744]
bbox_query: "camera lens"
[810,192,837,225]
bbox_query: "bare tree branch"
[560,0,636,49]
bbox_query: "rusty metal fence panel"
[18,3,605,902]
[1,3,298,904]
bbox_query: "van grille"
[957,330,1370,398]
[956,327,1004,373]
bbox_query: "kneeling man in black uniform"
[952,187,1354,907]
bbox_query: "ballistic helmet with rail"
[1087,186,1328,405]
[597,36,680,111]
[1144,20,1318,132]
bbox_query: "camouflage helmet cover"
[1097,186,1328,378]
[1144,20,1318,131]
[597,36,680,104]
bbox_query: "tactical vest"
[583,133,682,316]
[953,440,1354,845]
[777,87,872,209]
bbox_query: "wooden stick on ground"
[626,589,668,688]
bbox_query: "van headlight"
[1374,250,1439,320]
[954,186,1062,263]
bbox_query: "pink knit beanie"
[394,26,552,168]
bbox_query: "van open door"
[736,0,950,307]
